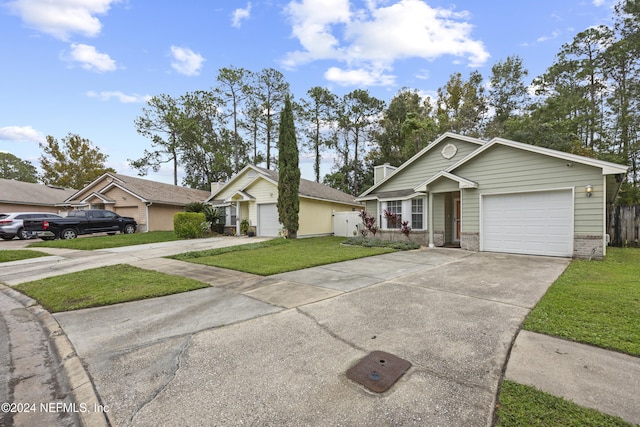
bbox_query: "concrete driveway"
[52,248,569,427]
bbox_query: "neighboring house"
[0,178,76,214]
[63,173,211,232]
[206,165,362,237]
[358,133,628,259]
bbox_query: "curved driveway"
[45,244,568,426]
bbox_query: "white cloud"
[62,43,117,72]
[536,30,560,43]
[283,0,490,87]
[170,46,205,76]
[86,91,151,103]
[0,125,46,143]
[6,0,120,40]
[324,66,395,86]
[232,3,252,28]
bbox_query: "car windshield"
[0,214,8,220]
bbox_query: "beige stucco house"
[0,178,76,214]
[358,133,628,259]
[63,173,211,232]
[206,165,362,237]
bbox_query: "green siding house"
[358,133,628,259]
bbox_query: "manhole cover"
[346,350,411,393]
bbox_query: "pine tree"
[277,95,300,239]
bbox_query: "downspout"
[145,202,152,233]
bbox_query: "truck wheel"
[17,228,29,240]
[123,224,136,234]
[60,228,78,240]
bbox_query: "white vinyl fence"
[332,211,362,237]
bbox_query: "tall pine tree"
[277,95,300,239]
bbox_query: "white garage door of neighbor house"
[482,190,573,257]
[258,203,280,237]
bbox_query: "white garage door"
[482,190,573,257]
[258,203,280,237]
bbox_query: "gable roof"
[0,178,77,207]
[65,173,211,206]
[447,137,629,175]
[207,165,361,206]
[414,171,478,192]
[358,132,486,197]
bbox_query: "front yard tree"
[39,133,115,189]
[277,95,300,239]
[0,152,38,183]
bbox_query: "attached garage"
[258,203,280,237]
[481,190,573,257]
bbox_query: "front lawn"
[28,231,180,250]
[495,380,632,427]
[14,264,209,312]
[0,249,50,263]
[523,247,640,356]
[170,236,396,275]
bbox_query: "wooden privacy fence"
[607,205,640,247]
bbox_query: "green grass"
[0,249,50,263]
[523,247,640,356]
[27,231,180,250]
[14,264,209,312]
[495,380,633,426]
[170,236,396,275]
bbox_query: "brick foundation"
[573,235,604,259]
[461,232,479,252]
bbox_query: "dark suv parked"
[0,212,62,240]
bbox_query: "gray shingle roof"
[254,167,360,206]
[0,178,77,206]
[66,173,212,206]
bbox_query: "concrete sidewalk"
[506,330,640,425]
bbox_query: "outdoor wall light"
[585,184,593,197]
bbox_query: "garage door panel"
[258,204,280,237]
[482,190,573,257]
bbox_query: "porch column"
[236,200,241,235]
[428,192,434,248]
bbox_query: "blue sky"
[0,0,618,186]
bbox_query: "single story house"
[63,173,212,232]
[358,133,628,259]
[0,178,76,214]
[206,165,362,237]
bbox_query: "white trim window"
[384,200,402,229]
[411,198,424,230]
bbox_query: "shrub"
[174,212,207,239]
[343,237,420,250]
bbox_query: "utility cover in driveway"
[346,351,411,393]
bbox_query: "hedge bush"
[343,237,420,250]
[174,212,207,239]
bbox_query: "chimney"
[210,181,225,195]
[373,163,397,184]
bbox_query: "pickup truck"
[23,209,137,240]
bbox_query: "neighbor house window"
[385,200,402,228]
[411,198,424,229]
[228,205,236,226]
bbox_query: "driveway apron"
[52,248,569,427]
